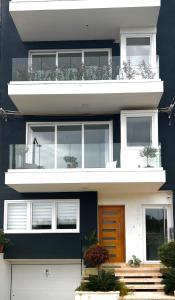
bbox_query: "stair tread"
[126,284,164,290]
[117,272,162,277]
[121,278,162,283]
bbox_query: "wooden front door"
[99,206,125,262]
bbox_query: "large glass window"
[146,208,168,260]
[30,50,110,80]
[28,123,111,168]
[127,117,152,146]
[5,200,80,233]
[84,124,109,168]
[30,126,55,168]
[57,125,82,168]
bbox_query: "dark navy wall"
[157,0,175,190]
[1,192,98,259]
[1,0,175,257]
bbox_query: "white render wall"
[98,191,173,262]
[0,254,11,300]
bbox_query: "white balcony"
[5,168,165,193]
[5,143,166,193]
[8,56,163,115]
[9,0,161,42]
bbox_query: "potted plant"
[0,229,10,253]
[63,156,78,168]
[128,255,141,267]
[140,146,158,167]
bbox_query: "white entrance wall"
[98,191,173,262]
[12,264,81,300]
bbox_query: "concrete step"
[121,278,162,283]
[115,268,161,273]
[126,284,164,290]
[121,292,175,300]
[117,272,162,277]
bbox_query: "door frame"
[98,205,126,263]
[142,204,173,262]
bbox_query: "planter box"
[83,268,98,276]
[75,291,120,300]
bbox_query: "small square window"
[127,117,152,146]
[7,202,27,230]
[32,202,52,230]
[56,200,78,230]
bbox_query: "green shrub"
[159,241,175,267]
[162,268,175,295]
[76,270,128,296]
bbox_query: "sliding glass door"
[29,122,111,169]
[145,208,168,261]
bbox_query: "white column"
[0,253,11,300]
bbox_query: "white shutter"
[7,202,27,230]
[32,202,52,229]
[57,200,78,229]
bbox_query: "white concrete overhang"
[8,80,163,115]
[9,0,161,42]
[5,168,166,193]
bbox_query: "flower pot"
[75,291,120,300]
[0,244,4,253]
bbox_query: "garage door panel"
[12,264,81,300]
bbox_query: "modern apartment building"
[0,0,175,299]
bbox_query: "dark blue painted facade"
[0,0,175,258]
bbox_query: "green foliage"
[84,244,109,268]
[83,230,98,252]
[76,270,128,296]
[140,146,157,159]
[128,255,141,267]
[159,241,175,267]
[138,60,156,79]
[0,229,11,246]
[162,268,175,295]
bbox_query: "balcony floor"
[8,80,163,115]
[5,168,166,193]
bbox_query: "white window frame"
[29,48,112,70]
[142,204,173,262]
[4,199,80,234]
[120,110,158,149]
[26,121,113,169]
[120,28,157,74]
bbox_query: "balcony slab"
[8,80,163,115]
[9,0,161,41]
[5,168,166,193]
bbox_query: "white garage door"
[11,264,81,300]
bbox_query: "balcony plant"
[0,229,10,253]
[138,60,156,79]
[63,156,78,168]
[140,146,158,167]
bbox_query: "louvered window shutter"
[57,200,77,229]
[32,202,52,229]
[7,202,27,230]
